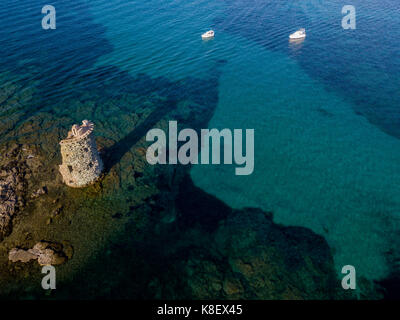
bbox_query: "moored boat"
[289,28,306,40]
[201,30,215,39]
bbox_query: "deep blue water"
[1,0,400,281]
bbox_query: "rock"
[9,248,37,263]
[0,173,19,241]
[222,278,243,296]
[135,147,147,157]
[51,206,63,218]
[169,208,339,299]
[61,241,74,259]
[8,241,71,266]
[37,248,66,266]
[0,145,30,241]
[0,215,12,241]
[31,186,47,199]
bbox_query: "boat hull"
[289,34,306,40]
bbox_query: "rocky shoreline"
[0,144,34,242]
[0,67,386,300]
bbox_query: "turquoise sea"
[1,0,400,296]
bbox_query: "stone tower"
[59,120,103,188]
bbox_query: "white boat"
[289,28,306,40]
[201,30,215,40]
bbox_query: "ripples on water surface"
[1,0,400,283]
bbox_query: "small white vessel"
[201,30,215,40]
[289,28,306,40]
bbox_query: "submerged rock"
[0,154,26,241]
[212,208,338,299]
[170,207,339,299]
[0,185,16,240]
[9,248,38,263]
[31,186,47,199]
[8,241,71,266]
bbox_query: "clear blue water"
[1,0,400,281]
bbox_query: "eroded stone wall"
[59,127,103,188]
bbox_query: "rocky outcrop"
[8,248,38,263]
[9,241,72,266]
[0,172,18,241]
[0,145,30,241]
[59,120,103,188]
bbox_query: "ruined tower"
[59,120,103,188]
